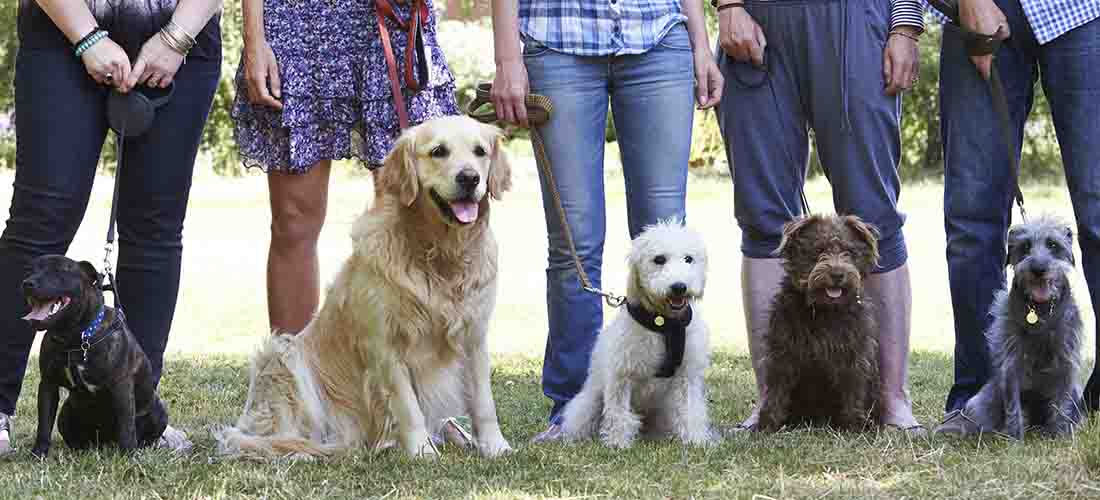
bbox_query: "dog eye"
[1046,239,1059,251]
[473,145,488,157]
[653,255,667,265]
[684,256,694,264]
[1021,241,1032,254]
[430,145,450,158]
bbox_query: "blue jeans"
[941,1,1100,412]
[523,23,694,423]
[0,46,221,416]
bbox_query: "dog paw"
[478,436,513,458]
[601,432,636,449]
[681,429,718,447]
[30,446,48,460]
[402,431,441,460]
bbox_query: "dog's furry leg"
[600,379,641,449]
[670,375,713,446]
[561,381,602,443]
[31,379,61,458]
[110,376,139,451]
[758,360,795,432]
[1000,363,1025,440]
[1041,392,1082,437]
[387,361,438,459]
[464,336,511,457]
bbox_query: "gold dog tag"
[1026,308,1039,325]
[654,316,665,327]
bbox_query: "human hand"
[718,6,766,67]
[127,34,185,91]
[694,50,723,108]
[883,28,920,96]
[243,38,283,109]
[490,57,530,127]
[959,0,1009,79]
[80,38,131,91]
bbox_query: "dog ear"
[774,216,818,258]
[1062,224,1076,266]
[1005,225,1026,268]
[78,261,100,286]
[843,216,881,268]
[377,128,420,207]
[484,124,513,200]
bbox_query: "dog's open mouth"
[430,189,479,225]
[825,287,845,299]
[23,296,71,322]
[1029,278,1057,304]
[667,296,688,312]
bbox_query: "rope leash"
[467,83,626,308]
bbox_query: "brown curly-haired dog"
[756,214,883,432]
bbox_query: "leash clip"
[81,341,91,362]
[583,286,627,308]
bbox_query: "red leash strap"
[375,0,430,130]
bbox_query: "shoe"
[932,410,975,436]
[156,424,193,453]
[530,423,562,444]
[0,413,12,456]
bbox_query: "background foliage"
[0,5,1066,181]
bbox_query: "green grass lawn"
[2,156,1100,499]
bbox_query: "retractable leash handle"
[99,84,178,304]
[467,83,627,308]
[927,0,1027,221]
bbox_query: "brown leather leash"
[468,83,626,308]
[376,0,431,129]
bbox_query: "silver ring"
[105,72,113,83]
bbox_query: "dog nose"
[670,282,687,296]
[1031,263,1049,276]
[829,269,846,282]
[455,169,480,191]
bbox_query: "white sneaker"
[0,413,13,456]
[156,424,193,453]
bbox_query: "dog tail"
[213,332,349,460]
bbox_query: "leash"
[468,83,627,308]
[376,0,431,130]
[928,0,1027,222]
[100,114,124,306]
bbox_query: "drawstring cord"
[839,0,852,133]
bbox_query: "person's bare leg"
[266,161,331,334]
[867,264,923,433]
[734,256,784,431]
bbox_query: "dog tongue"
[450,201,479,224]
[1031,282,1053,303]
[826,288,844,299]
[22,301,55,321]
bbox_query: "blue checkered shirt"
[923,0,1100,44]
[517,0,687,56]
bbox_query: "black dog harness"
[626,302,693,378]
[59,307,125,390]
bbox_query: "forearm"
[170,0,223,39]
[891,0,926,34]
[682,0,712,53]
[242,0,266,44]
[491,0,522,65]
[33,0,99,44]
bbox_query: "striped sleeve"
[891,0,927,33]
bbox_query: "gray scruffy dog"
[756,214,882,432]
[935,215,1084,439]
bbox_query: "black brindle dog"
[757,214,883,432]
[23,255,167,458]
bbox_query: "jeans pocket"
[656,23,692,51]
[522,36,552,58]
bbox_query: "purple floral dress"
[232,0,459,173]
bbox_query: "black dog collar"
[626,301,693,378]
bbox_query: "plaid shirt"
[517,0,687,56]
[923,0,1100,44]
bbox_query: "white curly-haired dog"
[560,219,713,448]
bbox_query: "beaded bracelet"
[74,29,108,58]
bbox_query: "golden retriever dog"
[214,116,513,460]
